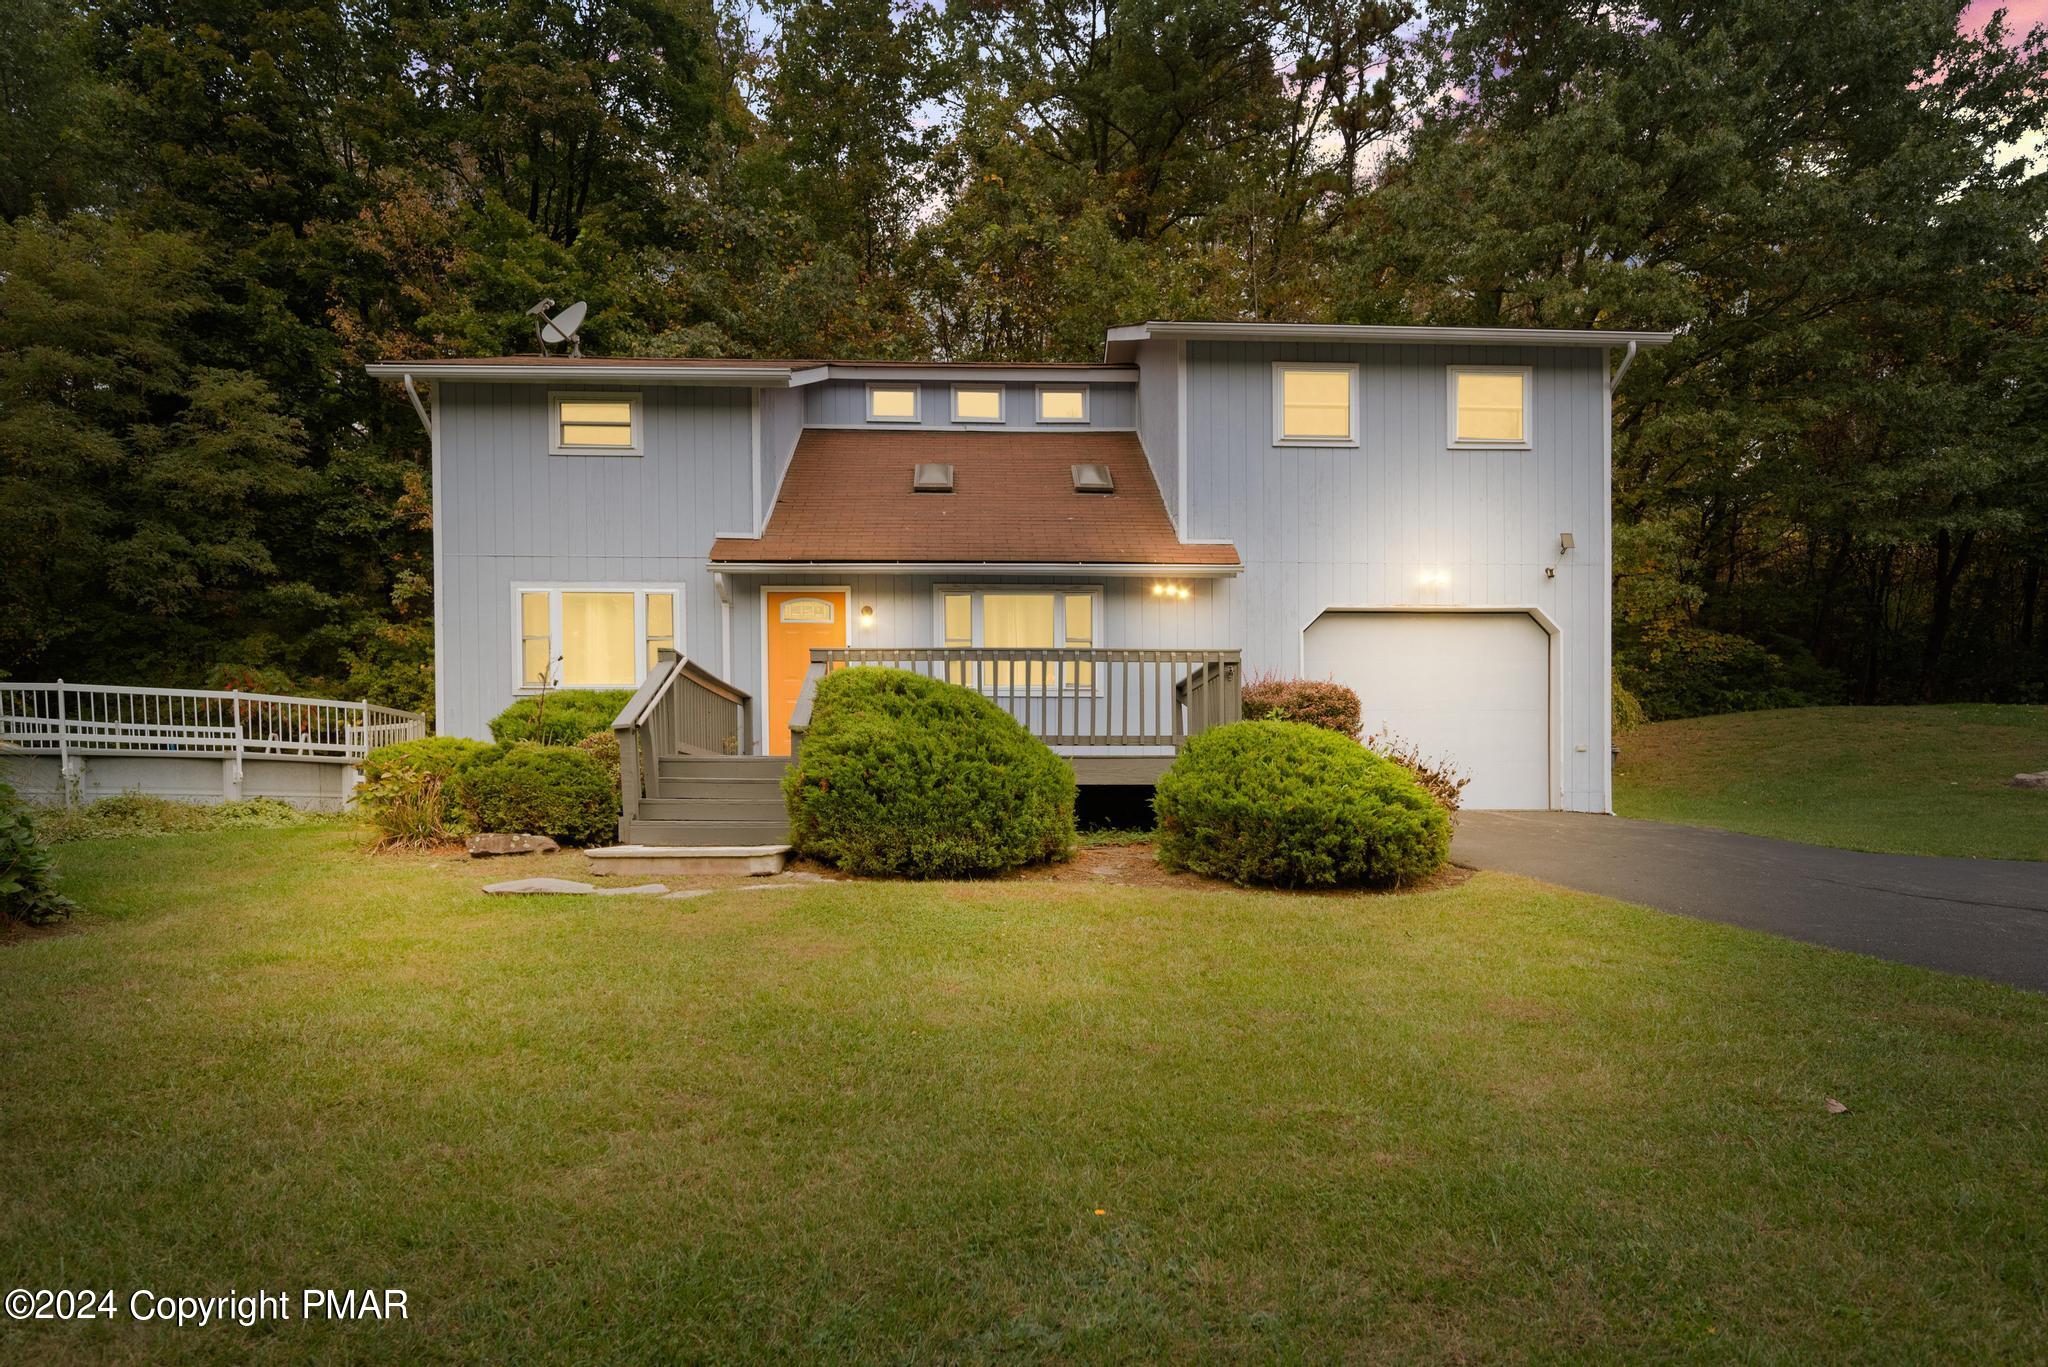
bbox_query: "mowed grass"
[1615,704,2048,860]
[4,827,2046,1363]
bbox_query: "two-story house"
[368,321,1670,845]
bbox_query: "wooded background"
[3,0,2044,721]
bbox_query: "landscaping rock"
[2009,772,2048,789]
[467,833,560,857]
[593,883,668,897]
[482,877,593,895]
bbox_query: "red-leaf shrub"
[1240,675,1361,738]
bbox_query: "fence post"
[56,678,76,809]
[225,693,245,801]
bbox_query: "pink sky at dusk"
[1965,0,2048,38]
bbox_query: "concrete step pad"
[587,843,791,877]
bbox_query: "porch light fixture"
[1416,568,1451,588]
[1150,582,1191,600]
[859,605,875,629]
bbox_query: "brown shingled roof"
[710,430,1240,567]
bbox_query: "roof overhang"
[821,364,1136,383]
[1103,321,1676,362]
[364,361,819,387]
[706,560,1242,578]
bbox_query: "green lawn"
[4,827,2046,1362]
[1615,704,2048,860]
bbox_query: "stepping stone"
[661,889,712,901]
[2010,772,2048,789]
[593,883,668,897]
[733,881,803,892]
[467,833,560,857]
[483,878,593,895]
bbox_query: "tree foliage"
[1,0,2043,710]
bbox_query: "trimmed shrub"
[2,776,74,924]
[357,737,497,846]
[576,730,622,789]
[1612,678,1647,736]
[362,736,495,785]
[1363,728,1470,815]
[783,667,1076,877]
[488,690,635,746]
[1241,675,1361,738]
[1155,721,1449,888]
[452,743,619,846]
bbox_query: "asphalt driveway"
[1451,812,2048,994]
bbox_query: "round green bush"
[488,690,636,746]
[782,667,1076,878]
[451,743,620,846]
[1154,721,1449,888]
[362,735,495,784]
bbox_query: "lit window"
[551,392,640,453]
[513,586,682,690]
[1449,366,1531,446]
[939,589,1100,690]
[646,593,675,670]
[1274,364,1357,444]
[952,385,1004,423]
[867,385,919,421]
[520,592,552,687]
[1037,387,1088,423]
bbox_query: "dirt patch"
[1007,841,1473,897]
[0,917,83,946]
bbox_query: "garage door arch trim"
[1295,605,1561,811]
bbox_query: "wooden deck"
[612,648,1241,845]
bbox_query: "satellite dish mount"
[527,298,589,357]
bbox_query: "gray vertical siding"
[801,380,1135,430]
[437,381,755,739]
[1182,341,1612,810]
[758,386,805,529]
[432,343,1615,810]
[1132,340,1180,530]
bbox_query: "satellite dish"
[529,298,588,357]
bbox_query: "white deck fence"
[0,681,428,810]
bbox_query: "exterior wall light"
[858,605,875,628]
[1151,582,1191,600]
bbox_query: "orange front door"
[766,589,848,755]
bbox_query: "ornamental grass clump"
[356,736,497,845]
[1155,721,1449,888]
[783,667,1076,878]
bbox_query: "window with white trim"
[867,384,920,422]
[1448,366,1532,447]
[549,391,641,454]
[513,585,682,690]
[1273,363,1358,445]
[1036,386,1088,423]
[952,385,1004,423]
[938,588,1098,689]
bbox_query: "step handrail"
[612,652,755,842]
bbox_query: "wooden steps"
[619,754,792,848]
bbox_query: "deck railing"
[787,648,1242,753]
[611,651,755,839]
[0,681,426,763]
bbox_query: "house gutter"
[1608,340,1638,393]
[706,560,1242,578]
[401,374,432,434]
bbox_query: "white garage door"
[1302,611,1551,810]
